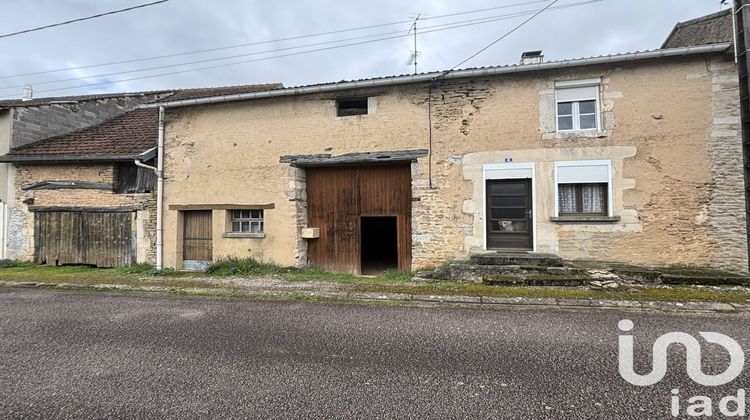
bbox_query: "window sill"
[550,215,620,223]
[222,232,266,239]
[542,130,611,140]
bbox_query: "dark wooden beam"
[21,181,113,191]
[29,206,141,213]
[167,203,276,211]
[279,149,428,167]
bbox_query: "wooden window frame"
[225,209,265,238]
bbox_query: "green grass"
[0,259,746,304]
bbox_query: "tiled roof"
[0,108,158,162]
[0,83,283,108]
[157,83,282,102]
[661,9,733,49]
[0,90,173,108]
[0,83,283,162]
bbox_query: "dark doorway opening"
[360,216,398,275]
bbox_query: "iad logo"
[617,319,746,417]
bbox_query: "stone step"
[470,252,564,267]
[483,275,590,287]
[426,263,586,283]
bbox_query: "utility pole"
[732,0,750,270]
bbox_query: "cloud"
[0,0,728,98]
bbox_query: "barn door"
[34,211,134,267]
[306,165,411,274]
[182,210,212,269]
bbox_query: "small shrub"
[204,257,279,276]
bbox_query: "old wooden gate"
[182,210,213,265]
[34,211,134,267]
[306,164,412,274]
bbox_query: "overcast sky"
[0,0,727,99]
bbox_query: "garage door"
[34,211,135,267]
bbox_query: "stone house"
[0,91,172,259]
[0,84,281,266]
[131,10,746,274]
[0,10,746,274]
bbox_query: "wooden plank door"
[183,210,213,262]
[306,164,412,274]
[486,179,533,250]
[34,211,134,267]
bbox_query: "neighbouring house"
[132,9,746,274]
[0,84,281,267]
[0,91,173,260]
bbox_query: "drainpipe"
[155,106,164,270]
[133,107,165,269]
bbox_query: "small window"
[230,210,264,233]
[555,80,599,132]
[558,183,608,215]
[555,160,612,218]
[336,97,368,117]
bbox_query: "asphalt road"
[0,289,748,419]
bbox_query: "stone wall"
[160,53,748,273]
[7,163,156,264]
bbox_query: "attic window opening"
[336,97,369,117]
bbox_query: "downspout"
[155,106,164,270]
[133,106,165,269]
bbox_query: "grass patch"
[204,257,280,276]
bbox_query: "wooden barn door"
[182,210,213,267]
[306,165,411,274]
[34,211,134,267]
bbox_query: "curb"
[0,280,747,314]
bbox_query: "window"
[230,210,264,233]
[555,79,599,132]
[336,97,368,117]
[554,160,612,217]
[558,183,607,215]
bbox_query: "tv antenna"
[407,14,421,74]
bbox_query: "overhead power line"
[0,0,170,39]
[0,0,570,80]
[0,1,601,92]
[449,0,561,71]
[0,0,601,98]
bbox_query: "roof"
[0,108,158,162]
[0,83,283,162]
[143,43,732,110]
[0,90,173,108]
[0,83,283,109]
[662,9,733,49]
[280,149,429,167]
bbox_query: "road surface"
[0,289,747,419]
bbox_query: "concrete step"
[470,252,564,267]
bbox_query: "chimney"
[21,85,33,101]
[520,50,543,65]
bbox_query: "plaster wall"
[161,55,748,272]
